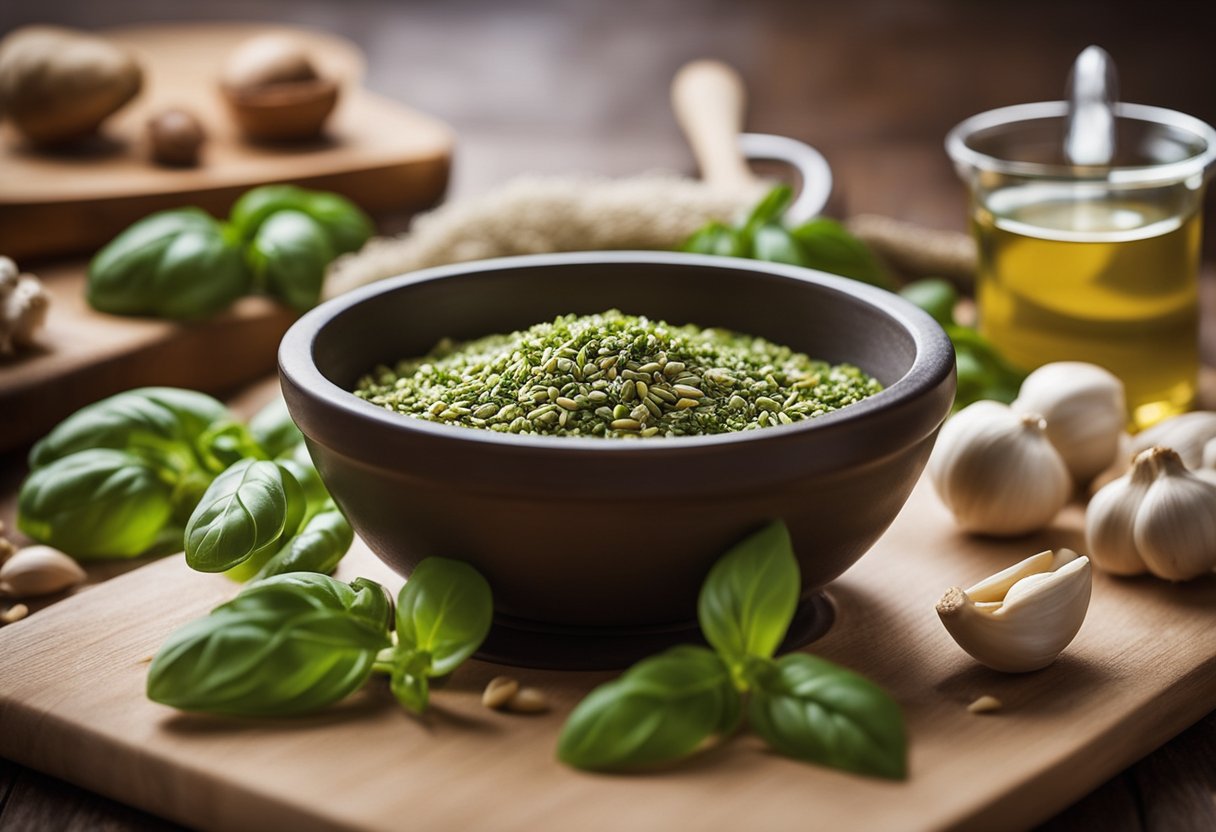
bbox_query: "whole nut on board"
[147,108,206,167]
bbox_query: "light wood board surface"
[0,23,453,260]
[0,264,295,453]
[1,477,1213,832]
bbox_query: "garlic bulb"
[1130,411,1216,470]
[1134,449,1216,581]
[929,401,1073,536]
[1084,451,1153,576]
[1012,362,1125,485]
[1086,446,1216,581]
[936,549,1092,673]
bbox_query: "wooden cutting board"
[0,263,296,453]
[1,478,1213,832]
[0,23,453,260]
[0,23,453,449]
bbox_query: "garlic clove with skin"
[0,545,85,598]
[1085,448,1155,576]
[1013,362,1125,485]
[1132,448,1216,581]
[928,401,1073,537]
[1130,411,1216,470]
[936,549,1092,673]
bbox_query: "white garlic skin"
[1085,452,1154,576]
[1133,450,1216,581]
[1086,446,1216,581]
[1131,411,1216,470]
[936,549,1092,673]
[929,401,1073,536]
[0,544,85,598]
[1013,362,1125,485]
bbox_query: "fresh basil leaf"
[395,557,493,677]
[698,521,800,664]
[790,218,892,289]
[681,222,748,257]
[253,502,354,581]
[248,210,334,311]
[347,577,394,632]
[744,185,794,230]
[88,208,250,319]
[229,185,373,255]
[946,324,1025,410]
[899,278,958,326]
[184,459,306,573]
[388,648,433,714]
[298,190,375,255]
[557,646,739,771]
[29,387,230,470]
[17,448,175,559]
[275,442,330,516]
[196,421,267,473]
[147,574,390,716]
[752,223,808,266]
[747,653,907,780]
[248,397,304,459]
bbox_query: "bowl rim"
[280,250,956,454]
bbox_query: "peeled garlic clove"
[1085,449,1154,576]
[0,544,86,598]
[1132,448,1216,581]
[1013,362,1125,485]
[936,549,1092,673]
[928,401,1073,536]
[1131,411,1216,470]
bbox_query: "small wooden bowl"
[222,78,339,142]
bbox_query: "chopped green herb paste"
[354,311,882,438]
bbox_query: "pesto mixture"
[354,311,882,438]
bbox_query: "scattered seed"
[0,603,29,625]
[611,418,642,431]
[506,687,549,714]
[354,311,881,438]
[482,676,520,709]
[967,695,1002,714]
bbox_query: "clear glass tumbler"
[947,102,1216,429]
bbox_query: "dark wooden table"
[2,0,1216,829]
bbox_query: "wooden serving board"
[0,263,296,453]
[0,23,453,260]
[1,478,1214,832]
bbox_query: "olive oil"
[974,188,1201,429]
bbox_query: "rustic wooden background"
[2,0,1215,829]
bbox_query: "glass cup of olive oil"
[947,101,1216,429]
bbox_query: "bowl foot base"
[475,592,836,670]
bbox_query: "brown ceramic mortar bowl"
[279,252,956,668]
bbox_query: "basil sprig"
[88,184,372,319]
[557,646,740,770]
[18,389,355,579]
[385,558,494,713]
[682,186,891,288]
[147,558,491,718]
[558,521,907,780]
[147,573,392,717]
[681,187,1027,410]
